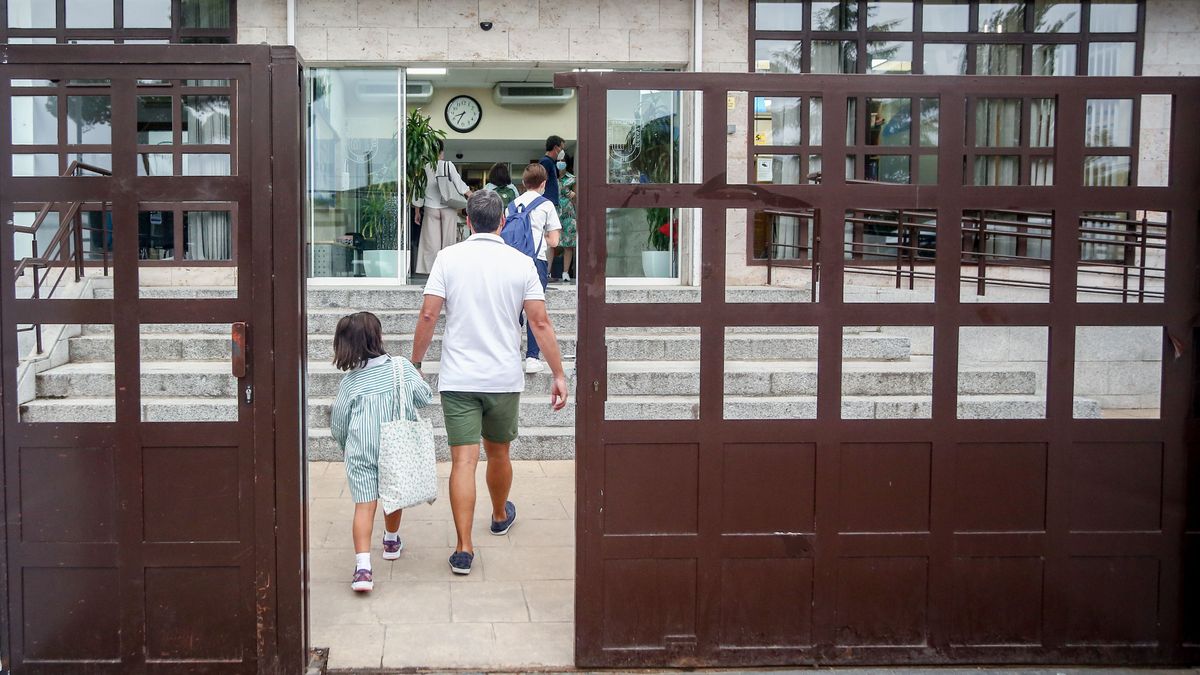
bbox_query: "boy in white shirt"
[508,164,562,373]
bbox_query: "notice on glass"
[756,158,772,182]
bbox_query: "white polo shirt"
[510,189,562,262]
[423,233,545,393]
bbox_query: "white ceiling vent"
[406,80,434,104]
[492,82,575,106]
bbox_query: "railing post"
[73,209,85,282]
[1138,214,1148,303]
[976,213,988,297]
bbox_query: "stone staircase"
[19,283,1101,460]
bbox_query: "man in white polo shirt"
[411,190,569,576]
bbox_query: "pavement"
[308,460,576,671]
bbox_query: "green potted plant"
[626,109,679,277]
[405,108,446,215]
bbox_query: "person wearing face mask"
[538,135,564,209]
[547,154,576,283]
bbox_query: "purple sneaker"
[382,536,404,561]
[350,568,373,592]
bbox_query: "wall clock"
[445,95,482,133]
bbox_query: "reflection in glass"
[139,210,174,260]
[69,153,111,172]
[974,157,1020,185]
[607,90,681,183]
[1090,0,1138,32]
[753,211,814,261]
[1033,44,1077,75]
[924,44,967,74]
[845,98,857,145]
[923,0,968,31]
[1030,98,1056,147]
[606,208,682,278]
[137,96,173,145]
[182,153,231,176]
[808,154,822,182]
[1034,0,1080,32]
[845,155,856,180]
[11,96,58,145]
[67,96,112,145]
[865,155,911,183]
[920,99,939,147]
[12,154,58,177]
[811,1,857,31]
[867,41,912,74]
[754,97,802,146]
[866,1,912,31]
[809,98,823,145]
[1084,156,1131,186]
[977,44,1022,75]
[1088,42,1136,76]
[867,98,911,146]
[181,0,230,28]
[138,153,173,176]
[184,211,232,260]
[1031,158,1054,185]
[811,40,856,73]
[182,96,231,144]
[754,40,803,74]
[755,0,804,30]
[65,0,113,28]
[978,2,1023,32]
[125,0,172,27]
[976,98,1021,147]
[918,154,938,184]
[7,0,56,28]
[1085,99,1133,147]
[752,154,803,184]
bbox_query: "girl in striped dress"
[330,312,433,592]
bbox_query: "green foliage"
[625,110,679,252]
[406,108,446,209]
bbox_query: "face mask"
[557,150,565,161]
[556,161,567,172]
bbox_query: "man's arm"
[411,294,444,368]
[524,299,568,411]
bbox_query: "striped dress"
[330,354,433,503]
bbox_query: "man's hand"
[550,374,569,411]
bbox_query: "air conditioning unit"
[492,82,575,106]
[354,79,398,102]
[406,80,434,104]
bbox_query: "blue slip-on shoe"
[490,501,517,536]
[448,550,474,576]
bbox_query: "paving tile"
[513,476,575,498]
[309,579,452,627]
[523,580,574,622]
[490,621,574,668]
[559,495,576,519]
[308,471,345,498]
[496,495,570,520]
[480,546,574,581]
[387,546,486,583]
[507,517,575,548]
[447,519,515,549]
[539,460,575,477]
[313,622,384,670]
[450,581,530,623]
[381,622,496,669]
[392,518,448,549]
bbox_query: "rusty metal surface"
[559,71,1200,668]
[0,45,306,674]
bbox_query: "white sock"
[383,529,400,542]
[355,552,371,571]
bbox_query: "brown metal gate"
[0,46,307,674]
[562,71,1200,667]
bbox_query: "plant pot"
[363,250,398,279]
[641,250,673,278]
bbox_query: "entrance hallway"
[308,460,575,671]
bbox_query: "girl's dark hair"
[333,311,386,371]
[488,162,511,187]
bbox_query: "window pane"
[1034,0,1080,32]
[754,97,802,146]
[920,98,939,147]
[69,153,111,173]
[978,2,1023,33]
[1088,42,1136,76]
[974,156,1020,185]
[866,1,912,32]
[923,0,968,32]
[812,40,856,73]
[845,98,857,144]
[12,154,59,176]
[918,154,938,184]
[181,95,231,144]
[1090,0,1138,33]
[867,98,911,146]
[976,98,1022,148]
[865,155,911,183]
[11,96,58,145]
[754,40,803,74]
[137,96,173,145]
[809,98,823,145]
[923,44,967,74]
[607,90,683,183]
[137,153,172,176]
[7,0,56,28]
[867,41,912,74]
[181,0,230,28]
[184,211,232,260]
[67,96,112,145]
[1031,158,1054,185]
[139,210,174,260]
[755,0,803,30]
[811,1,857,31]
[65,0,112,28]
[977,44,1023,75]
[753,154,804,184]
[1030,98,1056,147]
[1085,99,1133,147]
[124,0,172,28]
[1083,156,1131,186]
[182,153,231,176]
[1033,44,1077,76]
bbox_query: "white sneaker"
[562,273,571,283]
[524,357,543,373]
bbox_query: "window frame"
[2,0,237,44]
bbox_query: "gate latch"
[244,385,253,405]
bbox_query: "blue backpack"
[501,195,549,259]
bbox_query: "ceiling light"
[408,67,447,76]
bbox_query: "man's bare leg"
[449,444,479,553]
[483,439,513,522]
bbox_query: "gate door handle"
[232,322,249,378]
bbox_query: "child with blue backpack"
[502,163,561,374]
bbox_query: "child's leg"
[352,500,377,554]
[383,509,402,536]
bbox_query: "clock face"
[445,95,482,133]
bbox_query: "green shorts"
[440,391,520,447]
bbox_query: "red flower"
[658,220,679,240]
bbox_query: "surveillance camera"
[480,21,493,31]
[455,153,464,160]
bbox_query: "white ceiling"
[425,68,559,88]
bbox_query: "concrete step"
[306,427,575,462]
[604,395,1102,420]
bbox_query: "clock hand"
[456,111,467,123]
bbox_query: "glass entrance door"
[307,68,406,282]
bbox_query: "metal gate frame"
[0,45,307,674]
[561,71,1200,667]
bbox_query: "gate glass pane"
[958,326,1048,419]
[1074,326,1161,418]
[843,326,933,418]
[606,90,688,184]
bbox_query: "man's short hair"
[522,163,547,189]
[545,135,564,152]
[466,190,503,233]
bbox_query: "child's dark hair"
[333,311,386,371]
